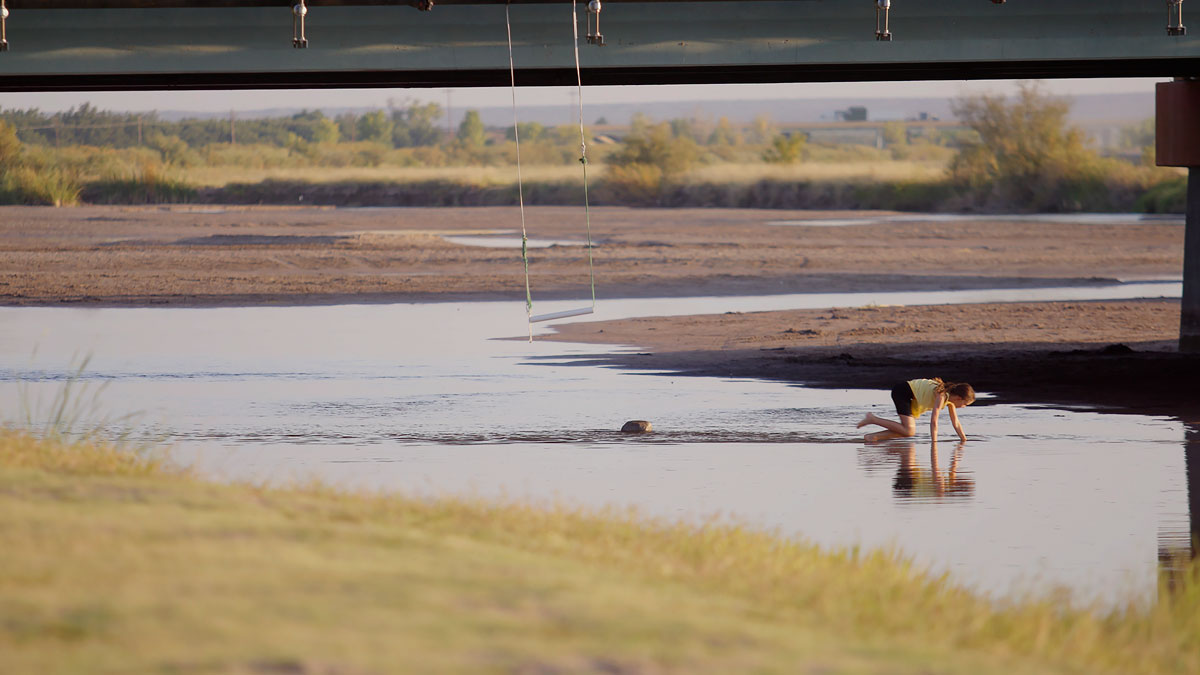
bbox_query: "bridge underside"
[0,1,1197,91]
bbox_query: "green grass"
[0,166,83,206]
[80,165,198,205]
[2,429,1198,674]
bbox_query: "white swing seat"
[529,306,594,323]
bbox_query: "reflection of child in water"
[892,440,975,501]
[857,378,975,442]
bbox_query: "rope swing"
[507,1,597,340]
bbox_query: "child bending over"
[857,378,975,442]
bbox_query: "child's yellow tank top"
[907,379,941,417]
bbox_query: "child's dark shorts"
[890,382,916,418]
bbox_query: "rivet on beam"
[586,0,605,46]
[292,0,309,48]
[1169,0,1187,36]
[875,0,892,41]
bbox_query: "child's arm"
[947,404,967,442]
[930,393,945,438]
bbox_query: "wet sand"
[1,204,1192,416]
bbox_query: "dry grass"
[178,160,948,189]
[2,429,1197,674]
[685,160,948,184]
[179,164,585,188]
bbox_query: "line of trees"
[0,101,446,150]
[0,102,867,162]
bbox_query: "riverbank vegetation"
[0,84,1185,212]
[1,428,1198,673]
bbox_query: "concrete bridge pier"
[1157,79,1200,352]
[1187,170,1200,352]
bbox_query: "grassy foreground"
[2,430,1198,674]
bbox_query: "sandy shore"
[0,205,1181,305]
[1,204,1192,417]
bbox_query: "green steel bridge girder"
[0,0,1197,91]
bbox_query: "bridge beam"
[1158,79,1200,353]
[0,1,1199,91]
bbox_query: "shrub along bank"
[193,172,1182,213]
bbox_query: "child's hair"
[931,378,976,405]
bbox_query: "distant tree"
[392,101,443,147]
[146,132,195,166]
[356,110,394,145]
[456,110,486,147]
[0,108,50,145]
[746,114,776,144]
[311,117,340,144]
[881,121,907,147]
[608,121,698,176]
[1119,118,1155,151]
[505,121,546,143]
[707,116,741,146]
[0,120,21,168]
[287,110,338,144]
[546,124,580,146]
[669,117,699,142]
[629,112,653,135]
[594,116,609,126]
[335,113,358,143]
[762,132,805,164]
[950,81,1090,189]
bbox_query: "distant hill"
[155,91,1153,128]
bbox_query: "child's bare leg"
[858,413,916,437]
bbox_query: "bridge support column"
[1186,168,1200,352]
[1157,79,1200,352]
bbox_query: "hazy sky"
[0,77,1165,114]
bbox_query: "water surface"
[768,213,1185,227]
[1,286,1192,605]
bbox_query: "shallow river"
[1,281,1193,606]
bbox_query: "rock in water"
[621,420,652,433]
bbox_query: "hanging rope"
[508,0,597,335]
[571,0,597,309]
[505,2,534,340]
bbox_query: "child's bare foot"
[856,414,874,429]
[864,431,888,442]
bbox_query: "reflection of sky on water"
[768,213,1186,227]
[0,290,1192,606]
